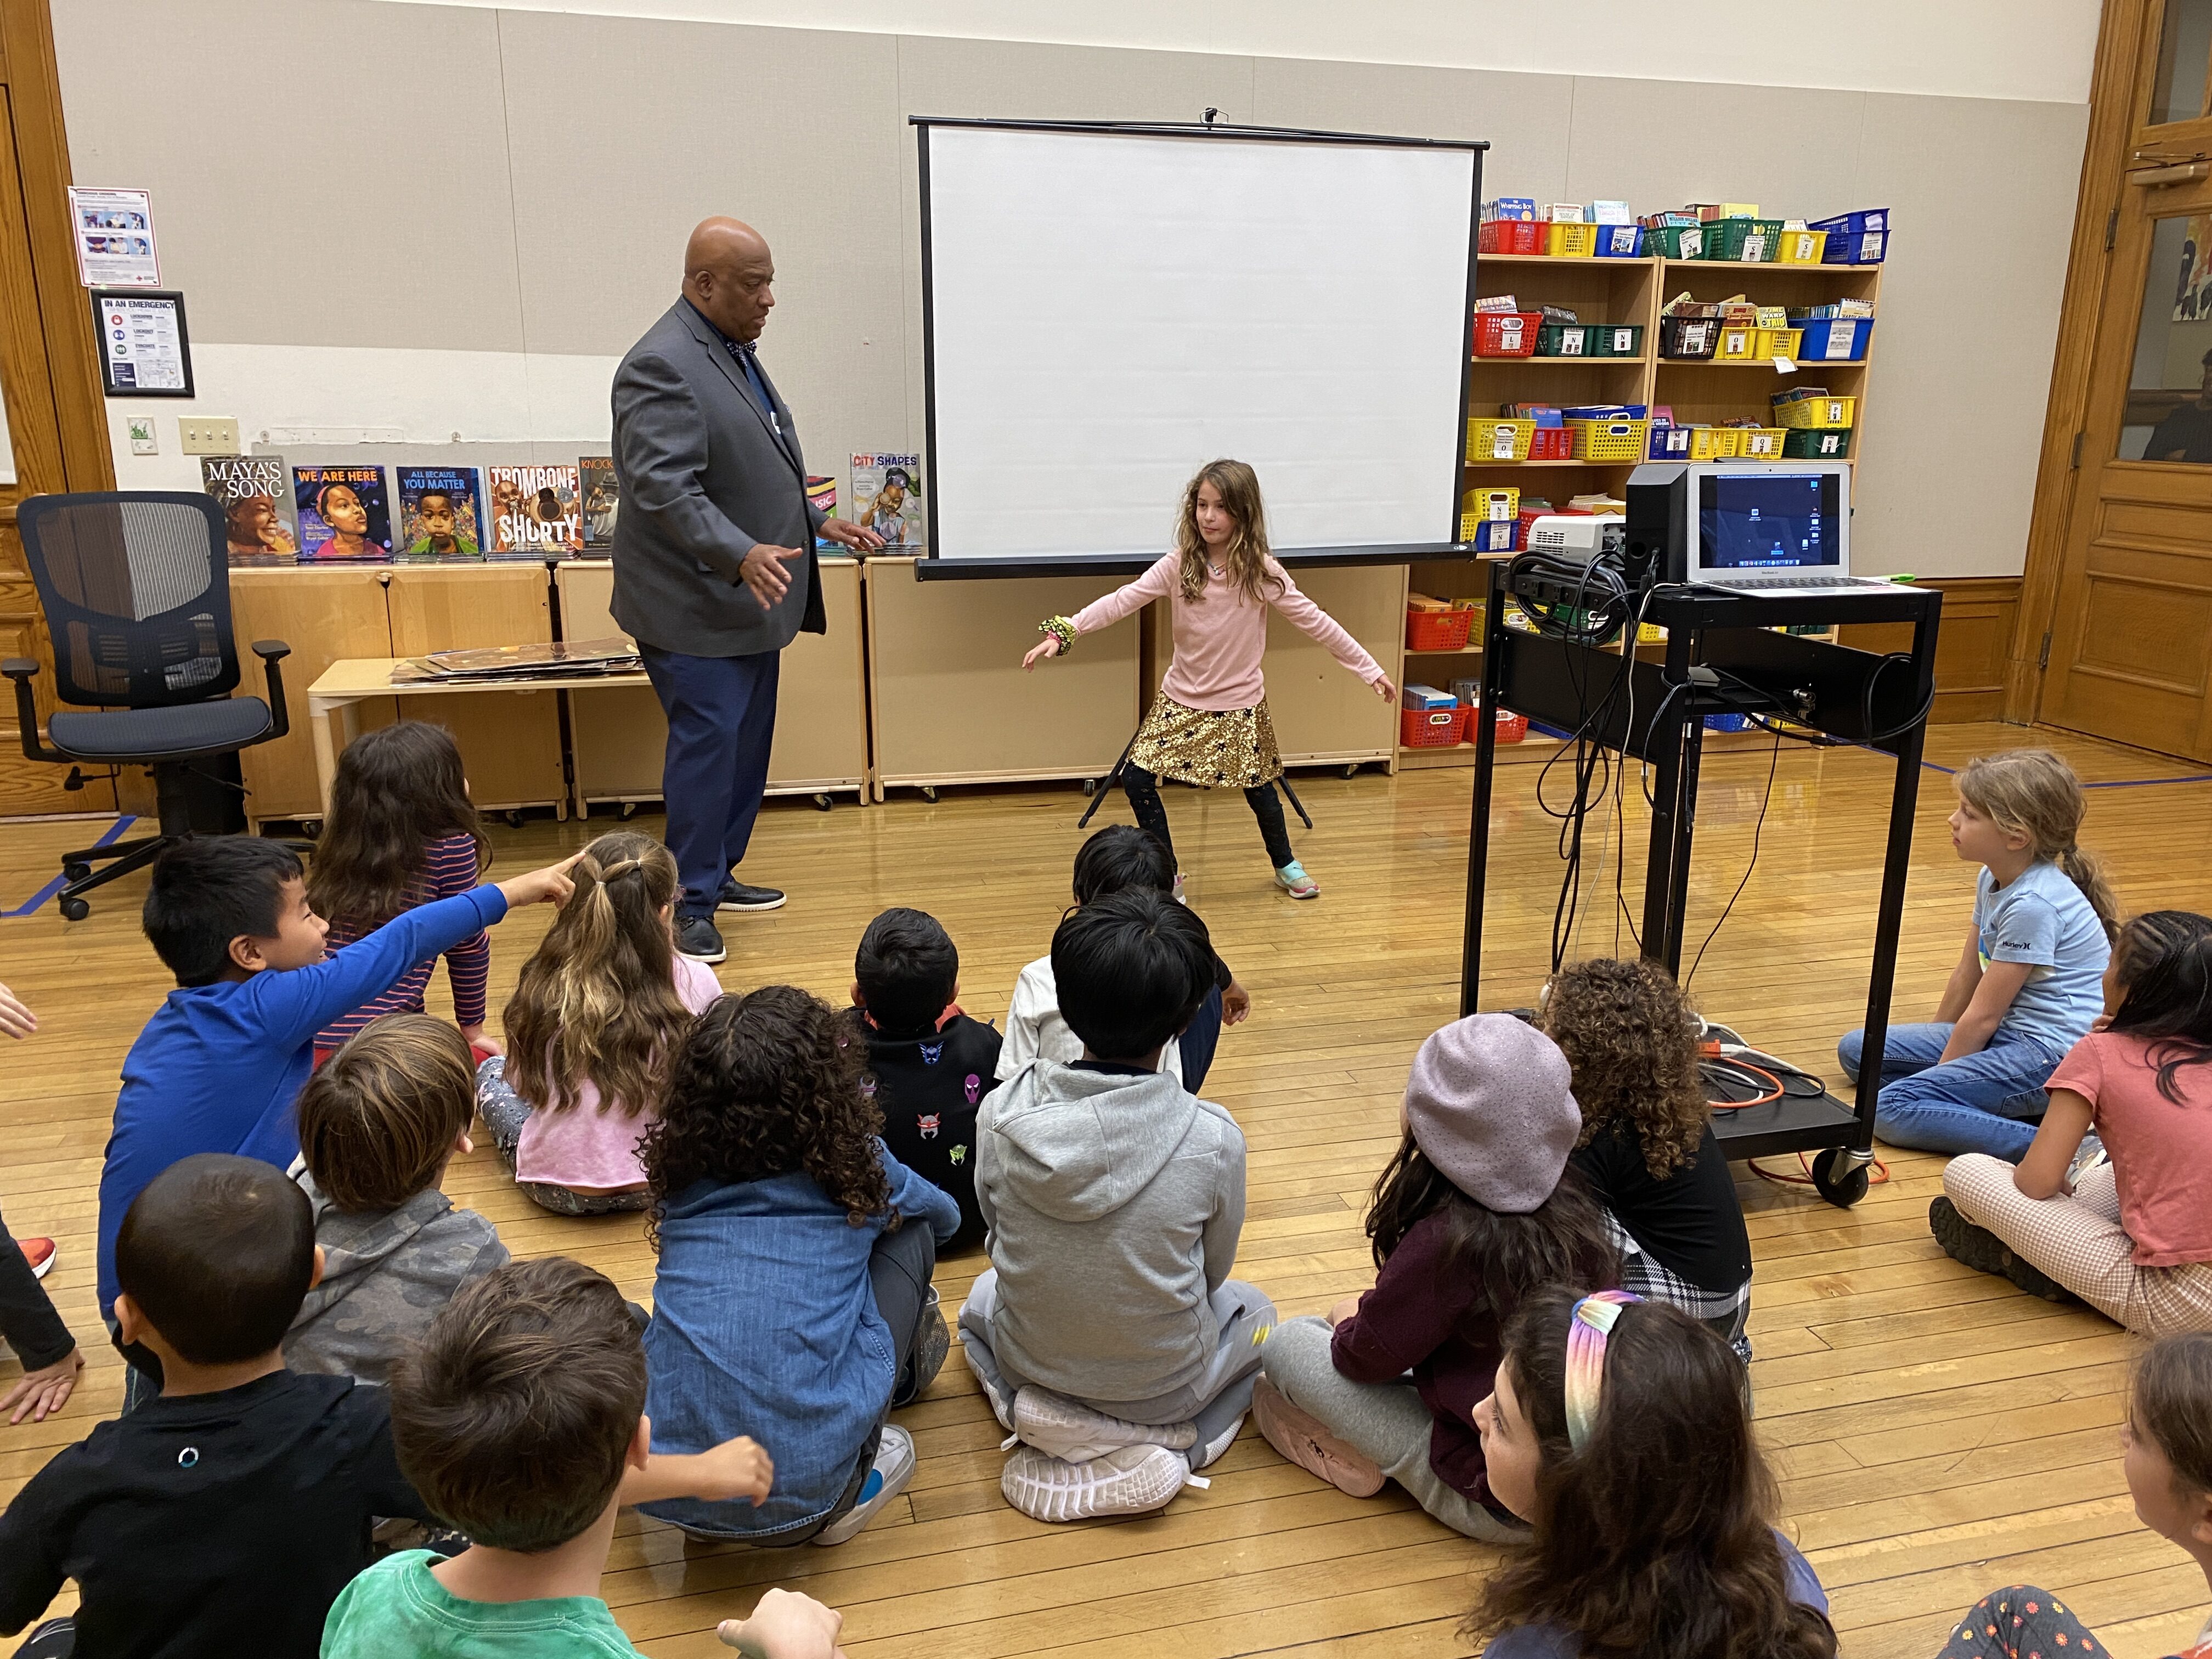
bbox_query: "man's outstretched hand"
[817,517,884,554]
[740,544,810,610]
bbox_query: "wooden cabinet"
[386,566,565,813]
[228,567,393,823]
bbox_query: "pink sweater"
[1070,554,1385,713]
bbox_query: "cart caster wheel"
[919,785,939,803]
[63,861,91,882]
[59,896,90,922]
[812,793,832,812]
[505,809,526,829]
[1082,778,1097,796]
[1342,764,1359,780]
[1813,1147,1871,1209]
[617,801,639,822]
[301,820,323,839]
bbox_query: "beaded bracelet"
[1039,616,1076,655]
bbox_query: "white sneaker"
[1172,872,1187,906]
[811,1424,916,1547]
[1011,1387,1198,1464]
[1000,1443,1195,1522]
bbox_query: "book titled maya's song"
[200,455,298,566]
[292,465,393,563]
[486,464,583,558]
[580,456,619,551]
[395,466,487,562]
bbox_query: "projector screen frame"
[909,116,1488,582]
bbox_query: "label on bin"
[1823,324,1858,360]
[1487,425,1519,460]
[1609,328,1634,353]
[1558,330,1584,355]
[1739,231,1767,261]
[1498,318,1525,347]
[1859,231,1884,262]
[1782,232,1816,261]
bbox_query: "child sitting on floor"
[1935,910,2212,1335]
[1841,748,2116,1160]
[640,987,961,1547]
[1934,1333,2212,1659]
[1542,957,1755,1361]
[308,721,496,1064]
[849,907,1001,1252]
[1465,1287,1836,1659]
[477,832,721,1215]
[325,1256,836,1659]
[1252,1014,1620,1539]
[997,824,1249,1094]
[99,838,574,1395]
[963,888,1276,1523]
[286,1014,510,1386]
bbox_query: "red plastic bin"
[1401,704,1471,748]
[1406,607,1475,652]
[1473,311,1543,357]
[1527,426,1574,459]
[1479,219,1547,255]
[1489,708,1530,744]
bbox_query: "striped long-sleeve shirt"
[315,833,491,1049]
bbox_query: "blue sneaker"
[1275,861,1319,900]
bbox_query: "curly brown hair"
[1542,957,1707,1181]
[641,985,890,1249]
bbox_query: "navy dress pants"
[641,644,780,917]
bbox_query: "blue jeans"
[1178,983,1225,1095]
[1839,1022,2066,1161]
[640,644,780,917]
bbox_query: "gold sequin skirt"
[1126,695,1282,789]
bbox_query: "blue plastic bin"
[1809,209,1888,264]
[1791,316,1874,361]
[1704,713,1751,732]
[1593,223,1644,258]
[1470,517,1517,552]
[1649,425,1695,460]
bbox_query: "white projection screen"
[916,121,1483,575]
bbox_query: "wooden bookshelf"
[1401,246,1883,769]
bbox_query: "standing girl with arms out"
[1839,748,2117,1160]
[309,721,494,1063]
[1023,459,1396,899]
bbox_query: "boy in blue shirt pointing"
[95,836,578,1384]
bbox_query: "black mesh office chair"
[4,492,293,919]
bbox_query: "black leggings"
[1122,764,1295,870]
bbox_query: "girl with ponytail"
[476,831,721,1214]
[1838,748,2115,1161]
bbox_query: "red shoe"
[19,1237,56,1280]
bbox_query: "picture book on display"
[486,464,583,558]
[580,456,619,551]
[292,465,393,563]
[395,466,487,562]
[808,475,838,550]
[851,453,922,548]
[200,455,298,566]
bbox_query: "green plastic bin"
[1646,224,1706,260]
[1780,428,1853,459]
[1706,218,1786,263]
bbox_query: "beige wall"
[54,0,2091,577]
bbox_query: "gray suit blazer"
[608,298,827,658]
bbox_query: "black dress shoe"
[675,913,727,963]
[717,879,786,912]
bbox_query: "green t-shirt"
[321,1550,644,1658]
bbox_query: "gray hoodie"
[977,1058,1246,1404]
[284,1167,509,1386]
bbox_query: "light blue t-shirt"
[1973,860,2110,1052]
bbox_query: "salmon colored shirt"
[1069,553,1385,713]
[2049,1030,2212,1267]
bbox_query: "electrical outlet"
[178,416,241,455]
[126,416,157,456]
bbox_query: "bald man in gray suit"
[610,217,882,964]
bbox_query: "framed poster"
[67,187,161,287]
[91,290,195,397]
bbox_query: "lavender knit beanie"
[1403,1013,1580,1214]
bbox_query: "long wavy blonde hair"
[1176,459,1284,606]
[501,831,693,1116]
[1957,749,2120,940]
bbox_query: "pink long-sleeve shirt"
[1069,553,1385,713]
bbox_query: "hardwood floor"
[3,721,2208,1658]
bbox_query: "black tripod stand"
[1075,724,1316,831]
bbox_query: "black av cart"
[1458,563,1942,1206]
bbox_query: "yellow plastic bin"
[1734,426,1790,459]
[1566,417,1651,461]
[1755,327,1804,360]
[1771,228,1829,265]
[1468,417,1537,462]
[1771,391,1858,429]
[1545,222,1599,258]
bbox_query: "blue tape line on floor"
[2,817,139,918]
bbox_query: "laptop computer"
[1686,462,1893,597]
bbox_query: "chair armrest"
[253,641,292,743]
[0,659,66,764]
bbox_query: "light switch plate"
[126,416,157,456]
[178,416,240,454]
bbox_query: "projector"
[1525,515,1626,562]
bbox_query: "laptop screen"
[1697,471,1842,572]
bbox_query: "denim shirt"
[640,1142,959,1539]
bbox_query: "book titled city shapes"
[486,464,584,558]
[579,457,620,552]
[808,475,838,550]
[292,465,393,563]
[200,455,298,566]
[851,453,922,549]
[395,466,487,562]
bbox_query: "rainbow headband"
[1563,1290,1643,1451]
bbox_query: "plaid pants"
[1944,1154,2212,1338]
[1604,1214,1753,1363]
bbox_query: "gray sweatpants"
[1259,1316,1524,1541]
[958,1269,1274,1469]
